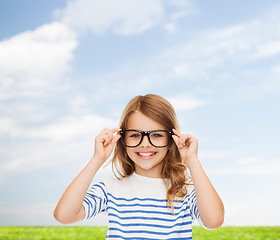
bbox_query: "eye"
[129,132,141,138]
[151,133,163,138]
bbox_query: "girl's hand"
[172,129,198,166]
[93,128,121,164]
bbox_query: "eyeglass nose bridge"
[141,131,150,137]
[139,131,152,146]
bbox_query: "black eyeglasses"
[119,129,173,148]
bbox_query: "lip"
[136,151,157,160]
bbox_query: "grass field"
[0,226,279,240]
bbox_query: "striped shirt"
[83,172,205,239]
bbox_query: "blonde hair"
[111,94,190,211]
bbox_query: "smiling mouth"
[136,152,157,157]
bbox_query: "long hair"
[111,94,190,211]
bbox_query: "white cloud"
[50,2,280,106]
[0,114,116,142]
[59,0,163,34]
[0,202,54,216]
[261,62,280,93]
[271,63,280,74]
[0,114,116,181]
[92,12,280,103]
[164,23,177,32]
[134,11,280,101]
[0,202,108,226]
[29,115,116,142]
[0,22,77,99]
[69,95,89,112]
[160,19,280,82]
[198,151,280,176]
[167,95,204,111]
[0,118,18,138]
[223,189,280,226]
[253,41,280,59]
[167,0,198,20]
[199,151,240,159]
[208,159,280,176]
[235,156,261,165]
[58,0,196,35]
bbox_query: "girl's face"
[125,111,169,178]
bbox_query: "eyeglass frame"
[119,129,174,148]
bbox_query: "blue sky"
[0,0,280,226]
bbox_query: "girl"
[54,94,224,239]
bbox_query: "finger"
[172,134,184,149]
[181,137,189,148]
[103,134,111,147]
[172,128,181,137]
[172,129,185,148]
[110,133,121,146]
[184,138,191,147]
[96,133,106,144]
[100,127,117,136]
[172,134,180,145]
[106,127,122,145]
[110,128,122,135]
[183,134,196,140]
[106,128,122,142]
[100,128,118,143]
[185,135,197,144]
[180,137,187,147]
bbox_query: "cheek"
[158,149,169,158]
[126,148,135,161]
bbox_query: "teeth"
[138,152,155,156]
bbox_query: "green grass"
[0,226,279,240]
[192,226,280,240]
[0,227,107,240]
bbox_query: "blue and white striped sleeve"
[189,188,200,221]
[82,181,108,220]
[188,187,210,229]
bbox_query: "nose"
[140,135,151,147]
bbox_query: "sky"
[0,0,280,227]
